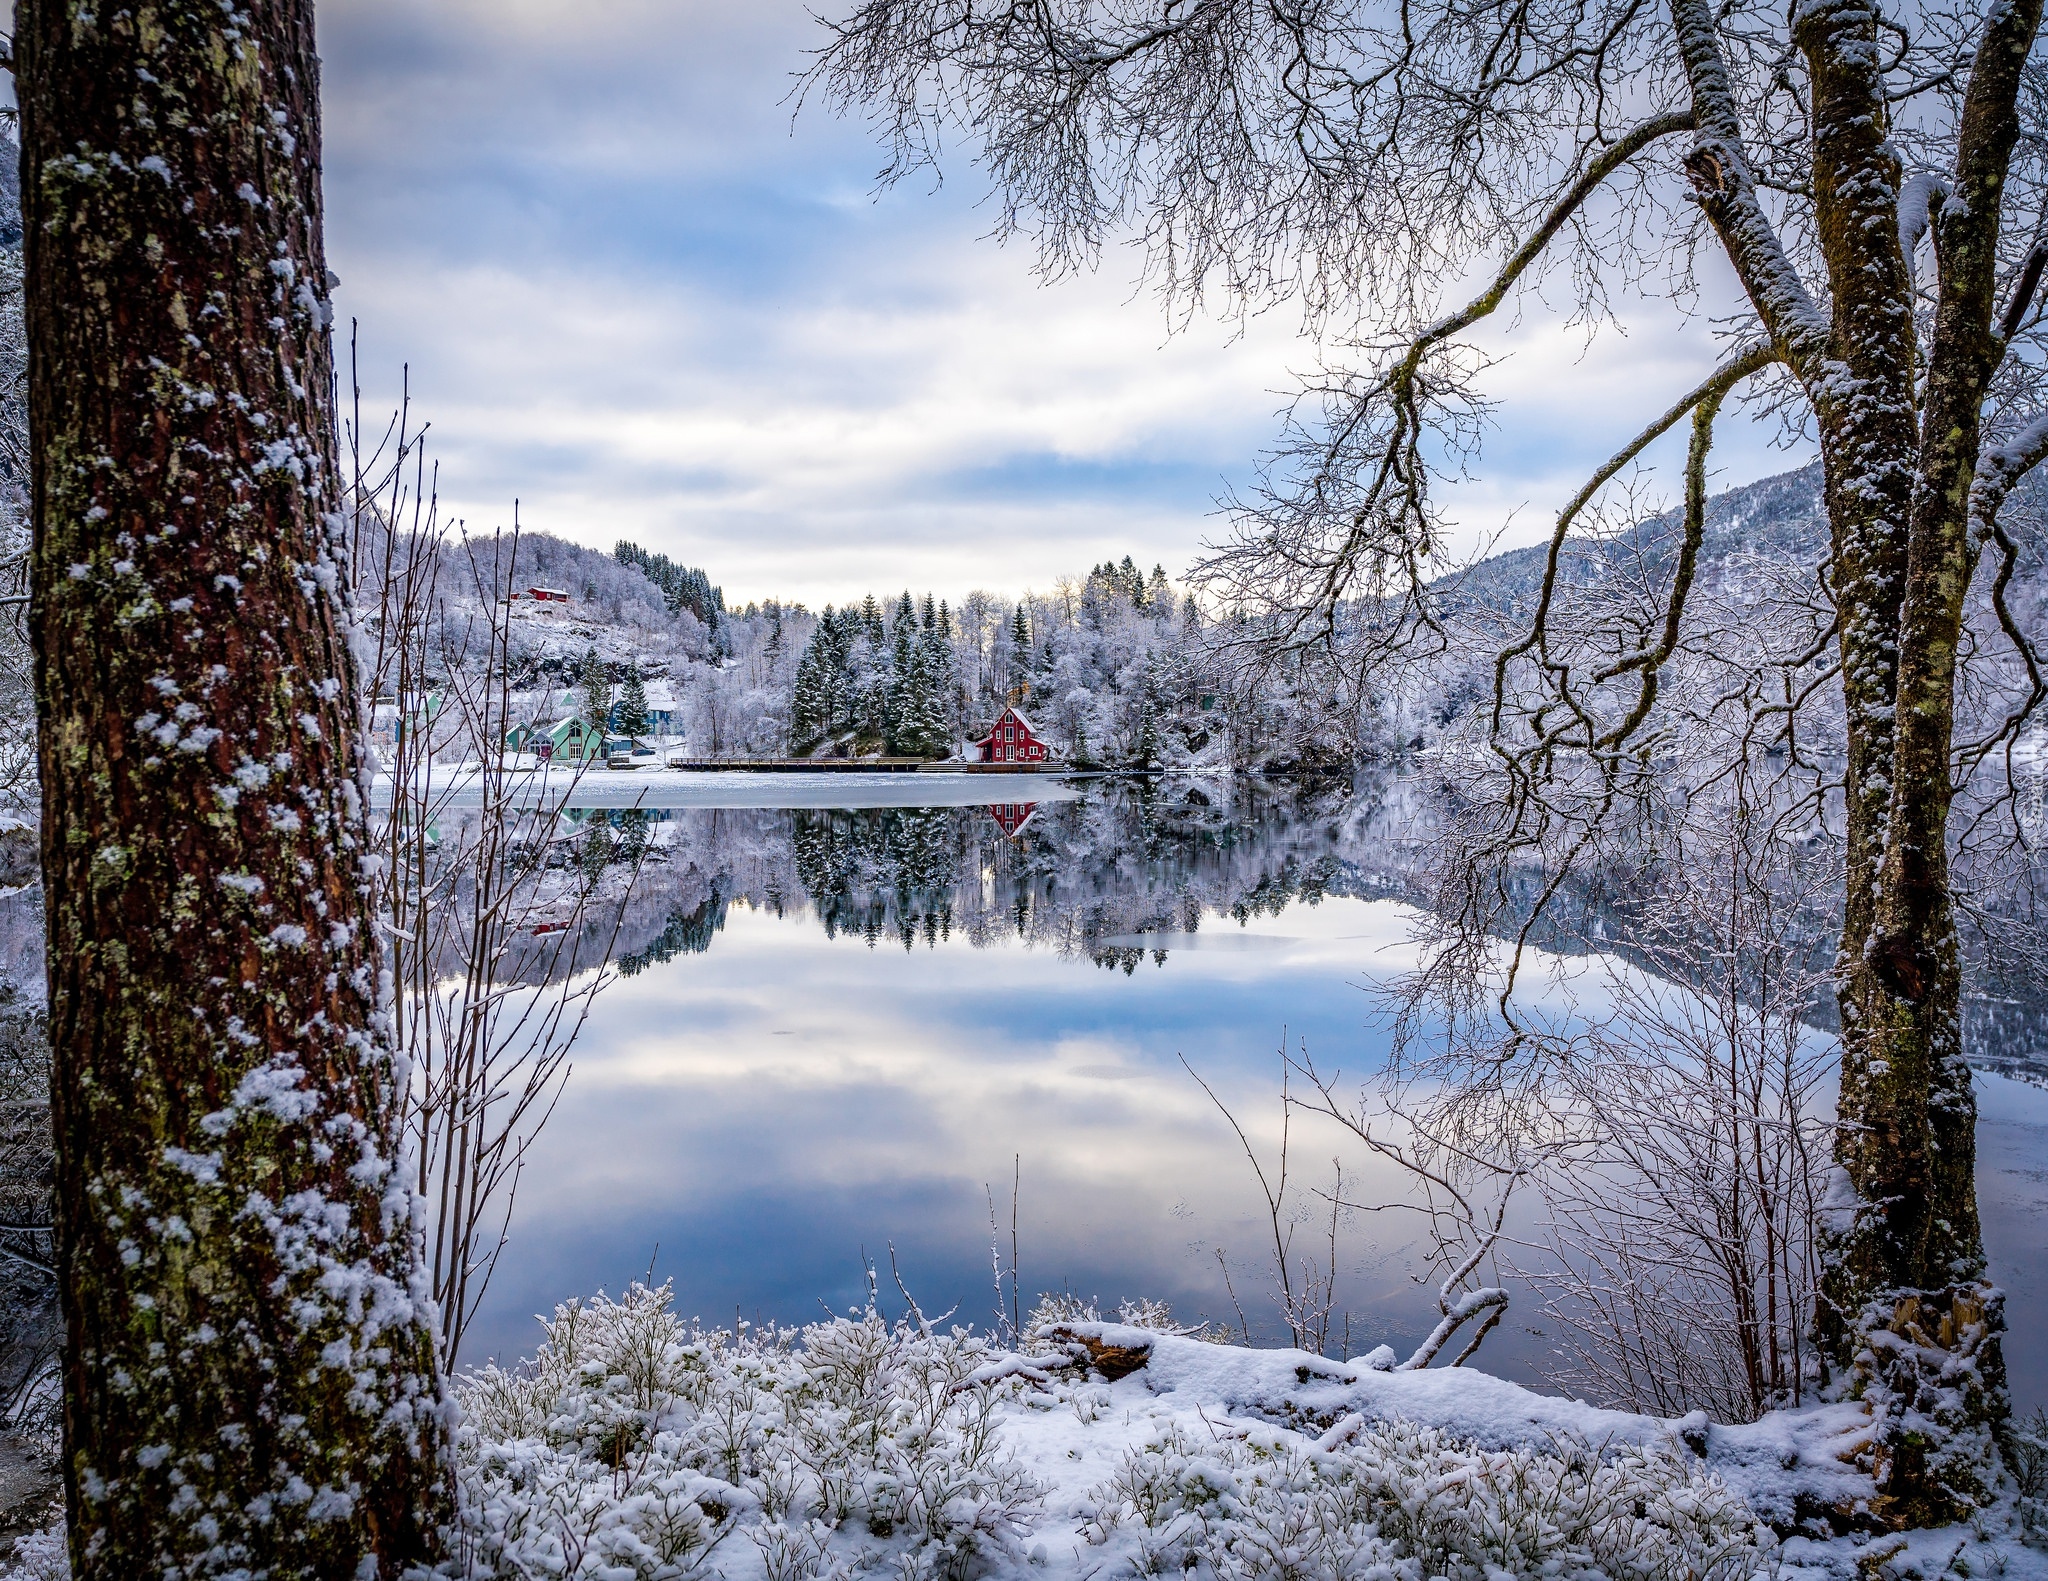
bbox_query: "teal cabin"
[506,715,607,762]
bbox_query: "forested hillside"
[328,455,2048,780]
[443,462,2043,777]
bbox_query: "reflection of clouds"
[469,895,1450,1365]
[450,883,2046,1413]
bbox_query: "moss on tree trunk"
[16,0,456,1572]
[1790,0,2037,1528]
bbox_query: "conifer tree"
[613,540,725,626]
[896,634,953,758]
[791,631,835,746]
[580,646,614,736]
[856,654,892,742]
[921,622,959,753]
[616,668,651,738]
[821,611,850,732]
[1135,677,1162,768]
[887,600,918,749]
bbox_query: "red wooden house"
[973,706,1052,764]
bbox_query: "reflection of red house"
[988,802,1039,838]
[973,707,1051,764]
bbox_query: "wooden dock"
[661,756,1068,775]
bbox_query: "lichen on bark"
[17,1,456,1573]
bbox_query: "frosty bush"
[452,1281,1046,1579]
[2011,1408,2048,1548]
[3,1285,1804,1580]
[0,1530,62,1581]
[1023,1291,1217,1342]
[1080,1419,1777,1581]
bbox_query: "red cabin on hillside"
[973,707,1051,764]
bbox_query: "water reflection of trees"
[590,780,1365,975]
[561,775,2046,1074]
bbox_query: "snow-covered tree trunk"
[16,0,456,1572]
[1679,0,2025,1519]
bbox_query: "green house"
[505,716,606,762]
[370,689,446,750]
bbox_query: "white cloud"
[320,0,1811,607]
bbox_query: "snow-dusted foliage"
[614,542,725,630]
[1078,1419,1771,1581]
[452,1283,1046,1578]
[0,1531,63,1581]
[14,1282,2048,1578]
[775,563,1235,767]
[2012,1410,2048,1548]
[441,1285,1785,1581]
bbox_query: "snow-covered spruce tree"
[1007,606,1031,697]
[615,667,650,738]
[790,628,835,748]
[897,630,954,758]
[578,643,613,736]
[16,0,455,1572]
[885,592,918,752]
[816,0,2048,1525]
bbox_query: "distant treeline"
[615,541,725,629]
[791,592,958,758]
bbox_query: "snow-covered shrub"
[2010,1407,2048,1548]
[1024,1292,1218,1343]
[1079,1419,1778,1581]
[0,1531,63,1581]
[3,1286,1806,1581]
[453,1282,1046,1578]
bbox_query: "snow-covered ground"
[429,1286,2048,1581]
[9,1285,2045,1578]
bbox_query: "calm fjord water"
[462,778,2048,1414]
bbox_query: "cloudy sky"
[316,0,1807,608]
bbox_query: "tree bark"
[17,1,456,1573]
[1809,0,2039,1526]
[1671,0,2021,1524]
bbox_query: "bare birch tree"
[814,0,2048,1524]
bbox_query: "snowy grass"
[453,1284,1044,1578]
[448,1283,1778,1579]
[11,1282,2046,1578]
